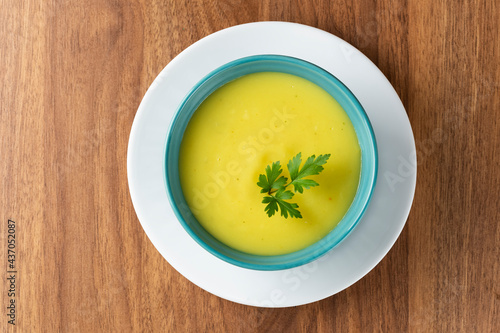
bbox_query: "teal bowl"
[164,55,378,271]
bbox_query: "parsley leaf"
[274,188,302,218]
[262,196,279,217]
[287,153,331,193]
[257,152,330,219]
[256,161,288,194]
[262,188,302,218]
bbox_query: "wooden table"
[1,0,499,331]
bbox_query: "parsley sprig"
[257,153,331,219]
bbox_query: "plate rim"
[127,21,417,307]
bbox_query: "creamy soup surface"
[179,72,361,256]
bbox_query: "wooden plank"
[0,0,498,331]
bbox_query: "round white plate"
[127,22,416,307]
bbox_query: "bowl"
[164,54,377,271]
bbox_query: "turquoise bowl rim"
[164,54,378,271]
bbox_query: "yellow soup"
[179,72,360,256]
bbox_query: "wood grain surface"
[1,0,499,331]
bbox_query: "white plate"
[127,22,416,307]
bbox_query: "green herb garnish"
[257,153,331,219]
